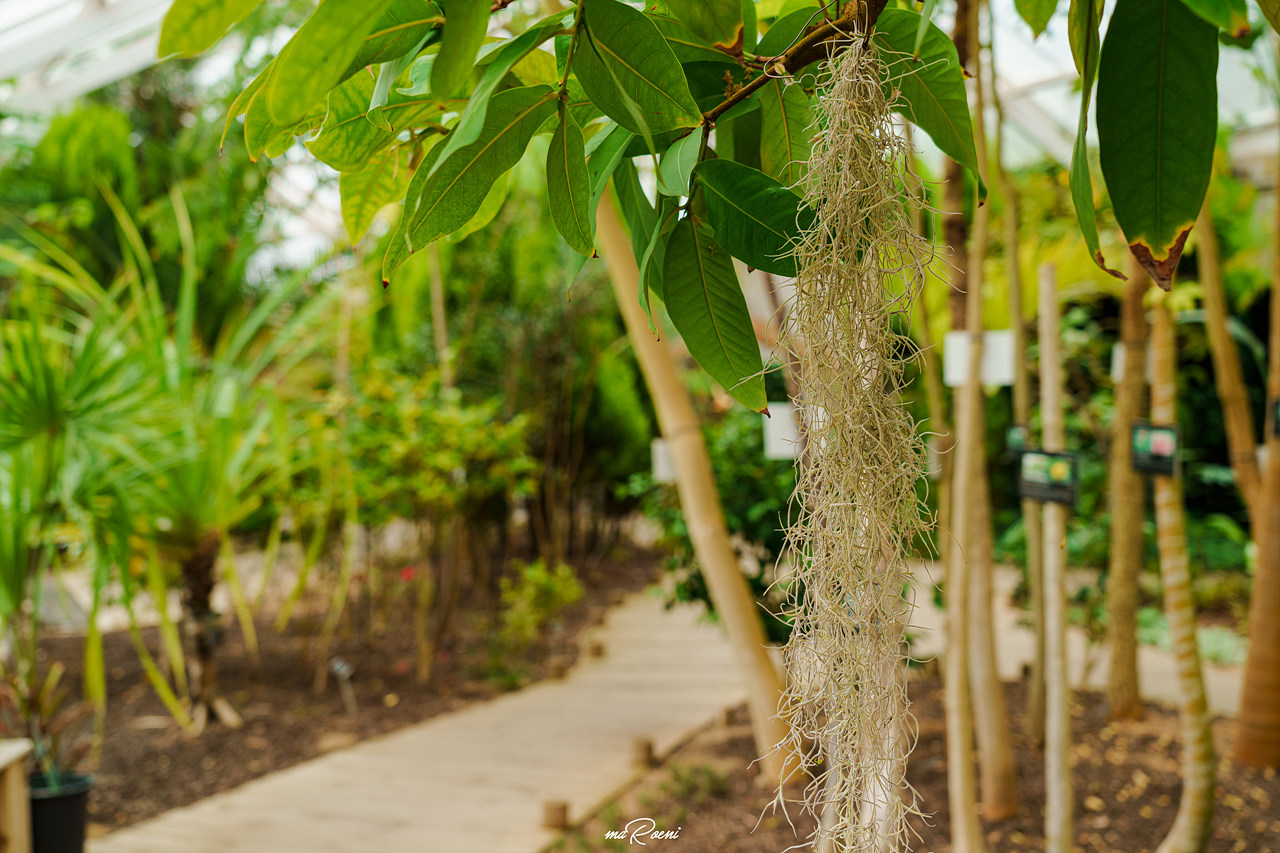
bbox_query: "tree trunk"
[1106,263,1149,720]
[596,189,793,787]
[1039,264,1072,853]
[1235,133,1280,765]
[1151,299,1216,853]
[181,533,242,730]
[1197,203,1261,521]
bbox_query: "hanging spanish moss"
[774,34,933,853]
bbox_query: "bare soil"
[557,676,1279,853]
[38,546,662,831]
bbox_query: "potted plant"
[0,663,94,853]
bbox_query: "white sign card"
[943,330,1016,388]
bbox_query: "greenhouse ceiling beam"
[0,0,168,86]
[5,30,159,114]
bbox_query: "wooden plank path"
[91,590,747,853]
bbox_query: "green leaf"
[640,198,679,310]
[425,14,566,177]
[383,145,445,282]
[1013,0,1058,38]
[573,0,704,133]
[267,0,399,127]
[159,0,259,58]
[340,145,412,243]
[874,9,983,198]
[666,0,744,50]
[587,123,635,209]
[1067,0,1101,79]
[402,85,557,257]
[915,0,941,54]
[244,71,325,161]
[663,218,766,411]
[695,159,813,277]
[1178,0,1250,36]
[758,79,811,189]
[547,108,596,256]
[222,65,268,151]
[432,0,492,98]
[756,6,819,56]
[1065,0,1120,276]
[741,0,757,53]
[451,171,510,242]
[656,132,703,196]
[1097,0,1218,290]
[648,13,739,63]
[347,0,443,73]
[306,73,443,171]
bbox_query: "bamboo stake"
[595,188,792,788]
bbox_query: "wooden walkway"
[91,590,747,853]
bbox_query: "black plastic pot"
[29,773,92,853]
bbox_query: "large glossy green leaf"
[573,0,703,133]
[656,131,703,196]
[587,124,635,229]
[666,0,744,50]
[340,145,412,243]
[1065,0,1120,276]
[756,6,819,56]
[1098,0,1218,290]
[873,9,982,196]
[307,74,443,171]
[431,0,491,98]
[547,109,596,256]
[758,79,811,189]
[267,0,399,126]
[424,14,565,177]
[663,218,766,411]
[1178,0,1250,35]
[695,159,812,277]
[159,0,259,58]
[1014,0,1058,37]
[402,85,557,256]
[648,13,738,63]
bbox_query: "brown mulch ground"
[39,546,662,831]
[557,677,1279,853]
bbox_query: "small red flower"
[399,566,417,583]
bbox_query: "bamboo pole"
[595,188,792,787]
[1039,263,1073,853]
[964,3,1017,819]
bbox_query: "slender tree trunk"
[1197,203,1261,521]
[1236,137,1280,765]
[596,189,793,787]
[990,77,1045,741]
[1039,264,1072,853]
[1106,261,1149,720]
[962,13,1017,819]
[939,0,987,843]
[945,344,988,853]
[1150,299,1216,853]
